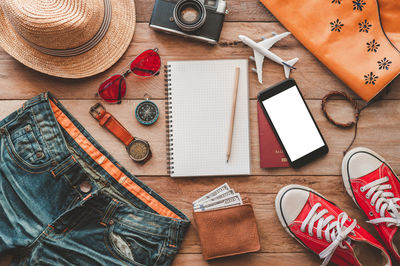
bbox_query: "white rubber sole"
[275,184,328,252]
[341,147,388,209]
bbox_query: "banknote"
[192,183,231,206]
[193,189,236,208]
[194,193,242,212]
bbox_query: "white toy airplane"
[239,32,299,83]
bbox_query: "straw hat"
[0,0,136,79]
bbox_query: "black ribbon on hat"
[10,0,112,57]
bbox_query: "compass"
[135,96,159,126]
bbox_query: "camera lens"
[173,0,206,32]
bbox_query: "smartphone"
[257,79,328,168]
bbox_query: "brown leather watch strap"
[90,103,134,147]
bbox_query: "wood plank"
[1,99,399,176]
[137,175,382,254]
[0,174,367,263]
[252,99,400,176]
[135,0,276,23]
[0,252,321,266]
[0,23,398,100]
[172,253,320,266]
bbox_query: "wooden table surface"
[1,1,399,265]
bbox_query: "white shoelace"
[300,203,357,266]
[360,176,400,226]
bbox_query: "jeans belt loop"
[50,155,77,179]
[22,92,47,110]
[168,221,179,248]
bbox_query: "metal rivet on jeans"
[25,125,31,132]
[36,152,44,159]
[79,181,92,193]
[52,161,57,167]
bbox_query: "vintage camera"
[149,0,227,45]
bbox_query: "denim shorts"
[0,93,190,265]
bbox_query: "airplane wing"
[253,50,265,84]
[257,32,291,50]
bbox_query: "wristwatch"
[90,103,152,164]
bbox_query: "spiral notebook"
[165,59,250,177]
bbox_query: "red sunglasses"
[97,48,161,104]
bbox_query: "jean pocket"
[4,117,52,172]
[106,221,167,266]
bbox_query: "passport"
[257,102,290,168]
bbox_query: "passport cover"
[257,102,289,168]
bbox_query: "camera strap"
[218,40,243,47]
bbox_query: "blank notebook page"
[167,59,250,177]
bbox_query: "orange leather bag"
[260,0,400,102]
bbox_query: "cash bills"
[193,183,243,212]
[192,183,231,206]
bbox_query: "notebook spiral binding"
[164,65,174,175]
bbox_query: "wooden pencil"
[226,67,241,163]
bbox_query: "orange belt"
[49,99,180,220]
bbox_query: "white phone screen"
[262,86,325,161]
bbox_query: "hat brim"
[0,0,136,79]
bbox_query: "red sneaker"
[276,184,391,266]
[343,147,400,262]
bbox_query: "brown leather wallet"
[193,204,261,260]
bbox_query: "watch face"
[128,140,150,162]
[135,101,159,126]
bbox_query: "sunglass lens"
[130,49,161,77]
[98,75,126,103]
